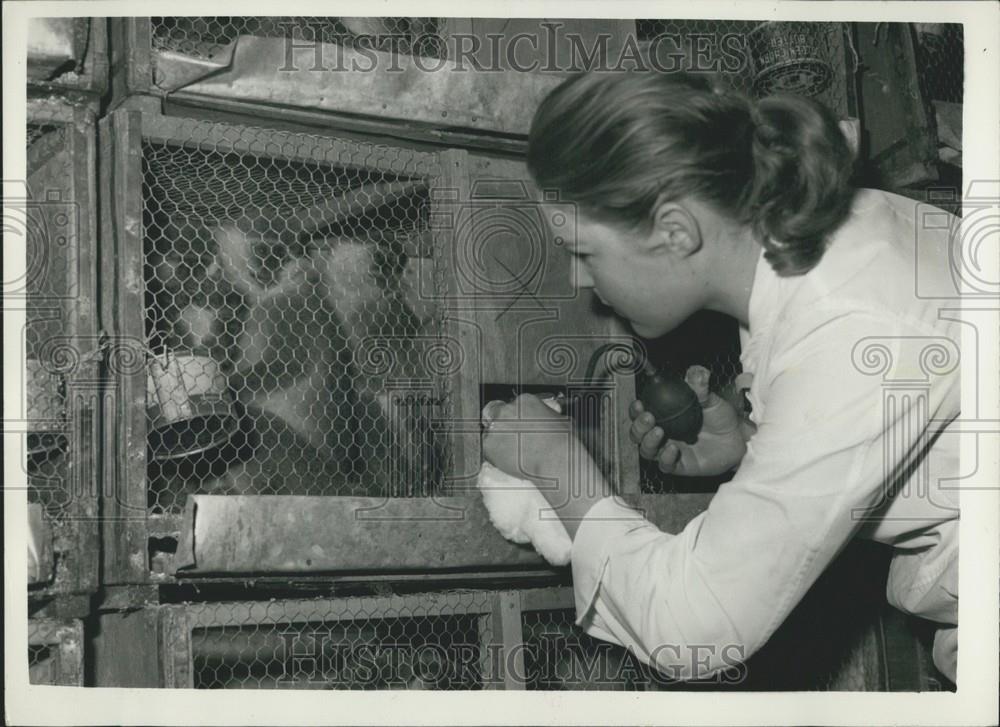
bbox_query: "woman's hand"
[629,366,747,476]
[481,394,577,480]
[481,394,610,539]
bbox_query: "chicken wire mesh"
[913,23,963,104]
[28,620,84,686]
[167,593,492,689]
[913,22,963,202]
[151,17,447,61]
[140,119,450,512]
[635,20,852,117]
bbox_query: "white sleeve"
[570,313,939,681]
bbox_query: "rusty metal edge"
[172,493,713,575]
[138,106,440,176]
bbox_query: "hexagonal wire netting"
[28,620,84,686]
[913,23,963,104]
[141,120,449,512]
[151,17,448,61]
[171,593,491,689]
[26,121,74,519]
[28,642,56,684]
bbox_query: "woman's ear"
[647,201,703,258]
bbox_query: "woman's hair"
[526,71,855,276]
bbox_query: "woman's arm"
[491,314,951,680]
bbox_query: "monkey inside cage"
[139,123,448,513]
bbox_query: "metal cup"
[146,351,237,461]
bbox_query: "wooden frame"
[99,108,149,585]
[25,99,101,599]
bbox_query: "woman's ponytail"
[744,94,855,276]
[527,72,856,277]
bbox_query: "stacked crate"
[16,16,949,693]
[23,18,107,686]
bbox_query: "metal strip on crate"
[139,114,440,177]
[172,494,714,574]
[100,109,150,585]
[182,591,498,626]
[175,495,539,573]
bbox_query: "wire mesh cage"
[23,101,100,597]
[111,113,452,515]
[161,591,495,689]
[634,20,853,117]
[913,23,964,207]
[913,23,963,104]
[28,619,85,686]
[150,16,448,62]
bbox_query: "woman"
[481,71,961,683]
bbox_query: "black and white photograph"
[4,2,998,725]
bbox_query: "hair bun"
[745,94,855,275]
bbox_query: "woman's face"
[552,209,709,339]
